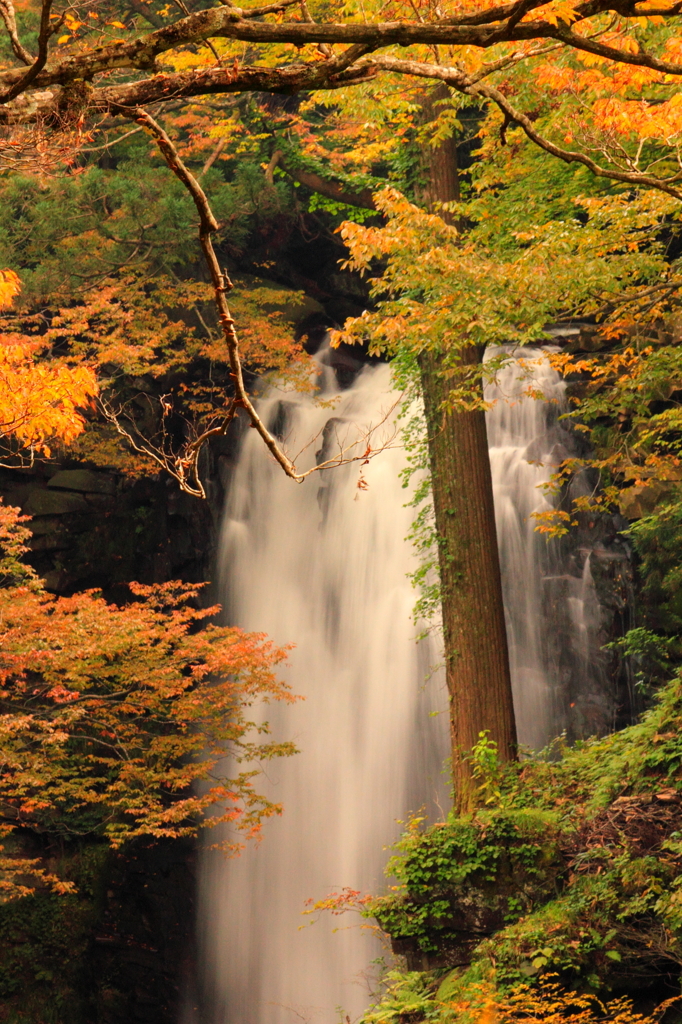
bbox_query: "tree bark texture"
[418,89,517,812]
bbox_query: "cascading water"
[485,346,576,750]
[198,363,450,1024]
[486,346,632,744]
[197,346,630,1024]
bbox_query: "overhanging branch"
[98,111,399,495]
[129,107,303,484]
[371,55,682,200]
[1,0,682,102]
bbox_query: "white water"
[198,363,450,1024]
[485,347,605,747]
[198,348,602,1024]
[485,347,571,750]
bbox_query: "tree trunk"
[418,88,517,812]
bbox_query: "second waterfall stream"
[197,349,603,1024]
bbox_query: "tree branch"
[0,57,377,125]
[2,0,682,102]
[0,0,53,104]
[0,0,33,64]
[370,55,682,199]
[277,151,378,209]
[127,108,303,483]
[554,22,682,75]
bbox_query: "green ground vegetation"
[359,650,682,1022]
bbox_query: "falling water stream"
[486,346,573,750]
[197,348,607,1024]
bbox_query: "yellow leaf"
[0,270,20,311]
[57,34,71,43]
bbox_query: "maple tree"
[0,498,296,899]
[2,0,682,808]
[2,0,679,491]
[0,268,97,465]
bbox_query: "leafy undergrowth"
[359,673,682,1023]
[360,971,681,1024]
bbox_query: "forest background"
[2,0,682,1018]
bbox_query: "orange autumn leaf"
[0,271,98,457]
[0,501,299,899]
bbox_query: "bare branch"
[0,0,33,64]
[0,0,53,104]
[122,108,303,483]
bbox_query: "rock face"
[0,452,229,597]
[88,840,197,1024]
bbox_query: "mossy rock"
[435,968,464,1003]
[47,470,117,495]
[370,810,563,969]
[23,489,90,515]
[619,480,677,520]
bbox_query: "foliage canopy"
[0,500,296,899]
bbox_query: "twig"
[199,135,229,177]
[80,125,145,152]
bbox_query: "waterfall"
[486,346,629,745]
[198,363,450,1024]
[196,346,624,1024]
[485,346,573,750]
